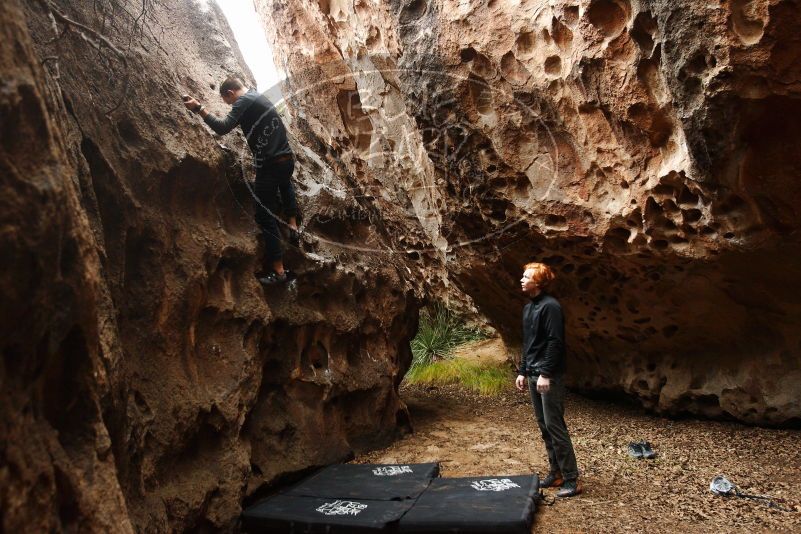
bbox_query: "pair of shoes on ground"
[628,440,657,459]
[258,270,295,286]
[541,471,581,498]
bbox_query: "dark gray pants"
[254,157,297,262]
[528,375,579,480]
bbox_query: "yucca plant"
[409,303,486,372]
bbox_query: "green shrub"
[406,303,506,394]
[410,303,486,371]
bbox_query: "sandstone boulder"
[259,0,801,425]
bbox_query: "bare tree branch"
[39,0,132,116]
[37,0,171,116]
[43,0,127,60]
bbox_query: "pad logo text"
[470,478,521,492]
[372,465,414,476]
[315,500,368,516]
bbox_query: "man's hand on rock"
[515,374,526,391]
[182,95,201,112]
[536,375,550,394]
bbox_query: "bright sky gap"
[215,0,283,101]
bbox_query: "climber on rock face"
[515,262,581,498]
[182,76,299,285]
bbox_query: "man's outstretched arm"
[202,104,242,135]
[182,94,246,135]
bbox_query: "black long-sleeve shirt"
[517,292,566,378]
[203,88,292,162]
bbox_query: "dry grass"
[405,358,512,396]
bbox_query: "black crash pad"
[241,494,414,533]
[286,462,440,501]
[397,475,540,534]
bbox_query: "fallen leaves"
[353,383,801,532]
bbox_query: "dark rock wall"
[1,0,422,531]
[1,0,133,529]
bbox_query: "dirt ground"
[354,381,801,533]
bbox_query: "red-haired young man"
[515,262,580,497]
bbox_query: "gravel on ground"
[354,382,801,533]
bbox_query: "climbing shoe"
[627,442,644,459]
[628,440,656,459]
[639,441,657,459]
[259,270,295,286]
[541,472,564,488]
[556,479,581,498]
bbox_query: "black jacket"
[517,292,566,378]
[203,89,292,161]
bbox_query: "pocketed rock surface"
[356,383,801,533]
[259,0,801,424]
[4,0,801,531]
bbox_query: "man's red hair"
[523,262,556,288]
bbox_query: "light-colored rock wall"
[259,0,801,424]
